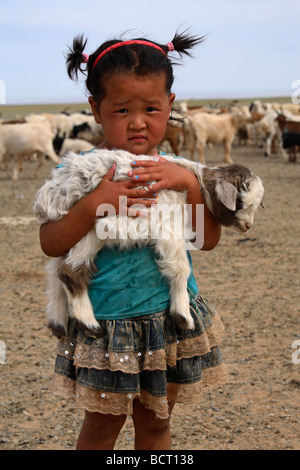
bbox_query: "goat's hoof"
[76,320,104,338]
[48,321,67,338]
[173,313,195,330]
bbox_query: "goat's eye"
[236,198,243,210]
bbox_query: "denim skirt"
[52,293,228,419]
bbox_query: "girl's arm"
[39,165,158,257]
[128,158,221,251]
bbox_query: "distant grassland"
[0,96,292,120]
[0,103,91,120]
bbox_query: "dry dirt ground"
[0,142,299,451]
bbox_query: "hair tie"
[82,53,89,63]
[167,42,174,52]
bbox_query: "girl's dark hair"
[66,29,205,104]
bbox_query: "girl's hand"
[128,156,198,192]
[128,157,221,251]
[90,163,158,217]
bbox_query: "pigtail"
[66,34,88,80]
[169,29,206,58]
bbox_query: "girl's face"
[89,72,175,156]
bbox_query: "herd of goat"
[0,98,299,180]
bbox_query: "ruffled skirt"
[52,294,228,420]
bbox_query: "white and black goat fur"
[33,149,264,337]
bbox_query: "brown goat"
[276,114,300,162]
[160,124,185,155]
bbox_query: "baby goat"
[33,149,264,337]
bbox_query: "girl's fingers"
[129,160,160,175]
[147,181,165,191]
[127,187,157,197]
[128,160,169,183]
[131,159,161,167]
[119,178,153,190]
[127,207,148,218]
[118,198,153,218]
[130,157,166,166]
[102,163,116,181]
[126,198,157,207]
[128,169,162,183]
[118,191,157,216]
[127,171,165,190]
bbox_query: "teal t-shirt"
[88,245,199,320]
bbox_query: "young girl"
[39,30,228,450]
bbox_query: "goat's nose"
[245,222,252,230]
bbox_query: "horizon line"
[1,94,292,108]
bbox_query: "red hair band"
[92,40,170,70]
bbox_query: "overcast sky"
[0,0,299,105]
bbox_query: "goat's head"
[202,164,264,233]
[52,132,65,154]
[71,121,90,138]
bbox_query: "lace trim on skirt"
[57,311,225,373]
[52,363,228,420]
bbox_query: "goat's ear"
[215,180,237,211]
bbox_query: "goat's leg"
[264,133,272,157]
[58,260,101,334]
[197,143,205,164]
[59,229,104,334]
[12,156,23,180]
[291,147,296,162]
[45,257,69,337]
[33,152,44,178]
[189,145,195,161]
[154,238,194,329]
[223,139,233,164]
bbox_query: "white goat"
[191,111,248,163]
[33,149,264,337]
[0,122,60,180]
[256,111,287,158]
